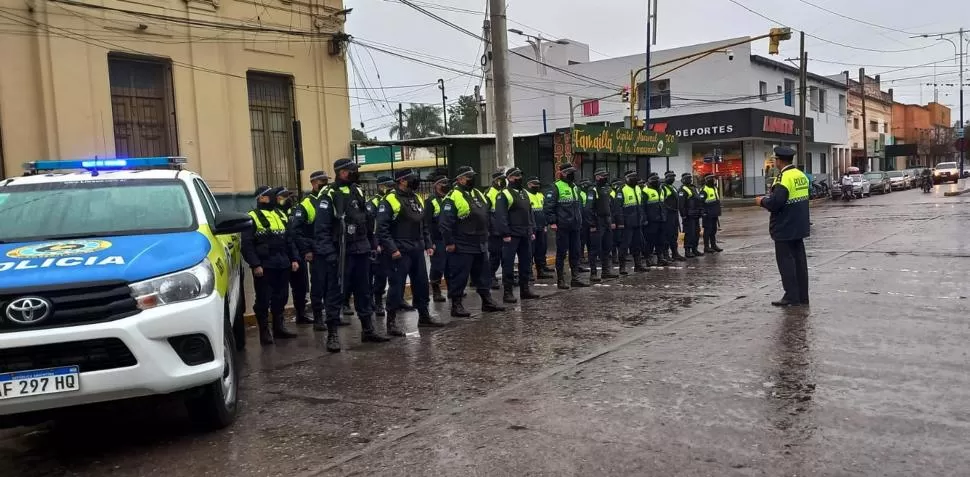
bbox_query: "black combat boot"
[361,328,391,343]
[256,315,274,345]
[556,270,570,289]
[685,248,696,258]
[385,310,405,337]
[535,265,552,279]
[326,331,341,353]
[520,283,541,299]
[570,271,590,288]
[633,257,648,273]
[711,237,723,253]
[672,248,687,262]
[451,298,471,318]
[431,281,447,302]
[341,304,355,316]
[312,310,327,332]
[374,294,386,317]
[295,306,314,325]
[590,268,601,283]
[480,293,506,312]
[273,315,297,339]
[602,260,620,278]
[503,284,518,304]
[400,301,416,311]
[693,247,705,257]
[656,254,672,267]
[618,259,629,276]
[490,275,501,290]
[418,308,446,327]
[576,265,590,273]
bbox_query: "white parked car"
[850,174,871,198]
[886,170,909,190]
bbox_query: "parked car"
[933,162,960,184]
[887,171,909,191]
[865,172,891,194]
[850,174,871,198]
[899,169,916,189]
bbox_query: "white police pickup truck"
[0,157,251,430]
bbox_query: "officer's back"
[767,165,811,241]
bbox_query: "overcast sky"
[345,0,967,138]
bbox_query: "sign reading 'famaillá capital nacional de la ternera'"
[571,124,678,156]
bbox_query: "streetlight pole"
[643,0,657,128]
[438,78,448,135]
[917,29,967,176]
[508,29,570,77]
[488,0,514,171]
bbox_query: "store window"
[691,143,743,198]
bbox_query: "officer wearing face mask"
[610,178,624,264]
[292,171,330,327]
[699,174,723,253]
[660,171,685,262]
[274,187,312,324]
[586,168,620,282]
[544,163,590,289]
[577,179,593,272]
[485,171,507,290]
[616,171,647,274]
[643,174,670,267]
[439,166,506,317]
[526,177,551,280]
[376,169,444,336]
[678,173,704,258]
[314,158,390,353]
[494,167,540,303]
[425,174,451,303]
[367,176,396,319]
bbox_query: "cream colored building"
[0,0,351,203]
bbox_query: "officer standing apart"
[485,171,507,289]
[439,166,507,317]
[314,159,390,352]
[586,168,619,282]
[544,163,590,289]
[679,173,705,258]
[526,177,552,279]
[426,174,451,303]
[616,171,647,274]
[661,171,685,262]
[292,171,330,329]
[756,146,811,307]
[699,174,724,254]
[376,169,444,335]
[643,174,670,266]
[494,167,540,303]
[367,176,396,318]
[242,186,300,345]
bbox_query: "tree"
[351,128,369,141]
[388,104,444,139]
[448,95,480,135]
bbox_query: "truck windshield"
[0,179,196,243]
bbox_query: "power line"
[792,0,921,36]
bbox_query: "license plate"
[0,366,80,400]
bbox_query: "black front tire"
[185,320,240,431]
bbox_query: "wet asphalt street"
[2,181,969,476]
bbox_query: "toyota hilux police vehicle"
[0,157,251,430]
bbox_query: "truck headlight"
[130,259,215,310]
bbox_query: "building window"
[809,87,818,112]
[820,152,827,174]
[818,89,826,113]
[784,79,795,107]
[883,123,888,133]
[869,120,879,132]
[247,73,298,191]
[759,81,768,101]
[108,55,178,158]
[638,79,671,110]
[839,94,846,116]
[805,152,813,174]
[854,117,859,129]
[777,85,783,94]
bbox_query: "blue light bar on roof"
[24,156,187,173]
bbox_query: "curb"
[944,188,970,197]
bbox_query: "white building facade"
[507,38,850,196]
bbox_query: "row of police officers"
[241,159,724,353]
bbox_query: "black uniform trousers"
[372,253,390,306]
[588,219,612,273]
[580,228,590,261]
[447,251,492,299]
[775,239,809,304]
[488,236,504,277]
[310,256,328,315]
[502,236,533,286]
[618,226,643,264]
[532,229,548,270]
[683,217,701,250]
[325,254,375,329]
[663,215,679,255]
[289,259,309,316]
[253,267,290,324]
[554,227,582,272]
[388,248,430,313]
[643,222,662,258]
[702,217,719,248]
[430,240,448,284]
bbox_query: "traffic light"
[768,27,792,55]
[621,86,630,103]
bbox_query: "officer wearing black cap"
[756,146,811,307]
[314,158,390,352]
[292,170,330,327]
[661,171,685,262]
[586,168,619,281]
[485,170,507,289]
[367,175,396,318]
[643,173,670,266]
[494,166,540,303]
[242,186,301,345]
[274,187,312,324]
[699,173,723,253]
[616,170,647,274]
[678,173,704,258]
[577,178,593,269]
[439,166,506,317]
[610,178,624,264]
[544,163,589,289]
[425,173,451,303]
[376,169,443,334]
[525,177,552,279]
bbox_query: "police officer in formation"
[757,146,810,307]
[544,163,589,289]
[642,174,670,267]
[275,188,312,324]
[526,177,552,279]
[439,166,506,317]
[376,169,444,334]
[660,171,685,262]
[315,158,390,352]
[585,168,619,282]
[494,167,540,303]
[679,173,705,258]
[617,170,647,274]
[242,186,300,345]
[291,170,330,328]
[485,171,507,290]
[367,176,395,318]
[699,174,724,254]
[426,173,451,303]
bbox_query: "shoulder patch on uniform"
[320,201,330,209]
[378,204,387,213]
[546,192,554,198]
[294,209,303,217]
[443,203,453,211]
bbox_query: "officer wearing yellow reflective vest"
[586,168,619,282]
[679,173,705,258]
[661,171,685,262]
[438,166,506,317]
[292,170,330,328]
[494,167,540,303]
[616,170,647,274]
[242,186,300,345]
[424,174,451,303]
[367,176,396,319]
[756,146,811,307]
[643,174,671,267]
[376,169,444,335]
[544,163,590,289]
[699,174,724,254]
[485,171,507,289]
[526,177,552,280]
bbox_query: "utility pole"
[959,27,965,177]
[798,31,807,169]
[438,79,448,135]
[569,96,575,128]
[397,103,404,140]
[643,0,657,127]
[488,0,514,171]
[474,85,484,134]
[483,18,494,136]
[860,68,869,172]
[914,28,966,175]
